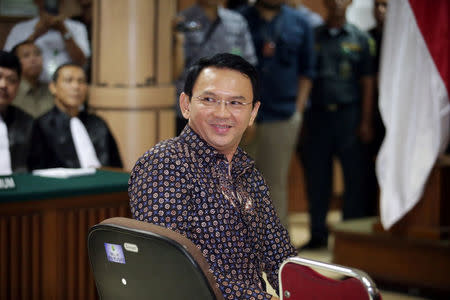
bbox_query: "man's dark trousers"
[300,103,369,242]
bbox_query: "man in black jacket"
[0,50,34,174]
[28,63,122,170]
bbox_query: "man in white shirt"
[3,0,90,83]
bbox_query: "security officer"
[299,0,375,250]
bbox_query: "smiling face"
[50,65,87,116]
[180,67,260,161]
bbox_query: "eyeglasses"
[194,96,252,112]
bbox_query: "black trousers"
[300,103,370,241]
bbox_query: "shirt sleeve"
[260,189,297,294]
[297,17,316,79]
[3,23,25,51]
[358,32,376,77]
[66,19,91,57]
[128,148,191,232]
[215,273,273,300]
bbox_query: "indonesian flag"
[376,0,449,229]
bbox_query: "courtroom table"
[0,170,131,300]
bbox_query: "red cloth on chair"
[280,262,370,300]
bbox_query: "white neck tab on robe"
[0,115,12,176]
[70,117,101,169]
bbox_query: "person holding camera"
[173,0,257,135]
[3,0,90,83]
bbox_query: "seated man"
[129,53,296,300]
[28,63,122,170]
[12,41,53,117]
[0,51,33,175]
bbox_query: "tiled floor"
[265,211,431,300]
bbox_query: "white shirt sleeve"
[0,116,12,176]
[3,18,38,51]
[64,19,91,58]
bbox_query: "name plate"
[0,176,16,190]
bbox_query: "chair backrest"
[87,217,224,300]
[279,256,381,300]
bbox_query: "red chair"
[279,256,382,300]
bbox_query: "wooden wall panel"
[0,193,130,299]
[0,218,7,300]
[0,214,42,300]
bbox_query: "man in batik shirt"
[129,53,296,300]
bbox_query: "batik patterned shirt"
[129,126,296,299]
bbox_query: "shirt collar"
[326,22,352,36]
[192,4,221,26]
[19,80,33,94]
[178,125,255,178]
[52,105,71,122]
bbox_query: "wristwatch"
[63,31,73,41]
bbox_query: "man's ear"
[180,92,191,120]
[49,82,56,95]
[248,101,260,127]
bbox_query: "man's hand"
[29,12,53,41]
[359,76,374,144]
[296,77,312,114]
[271,296,280,300]
[51,14,69,34]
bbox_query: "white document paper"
[32,168,96,178]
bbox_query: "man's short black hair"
[52,63,85,82]
[0,50,21,78]
[183,53,259,103]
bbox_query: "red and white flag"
[376,0,449,229]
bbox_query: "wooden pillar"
[89,0,177,171]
